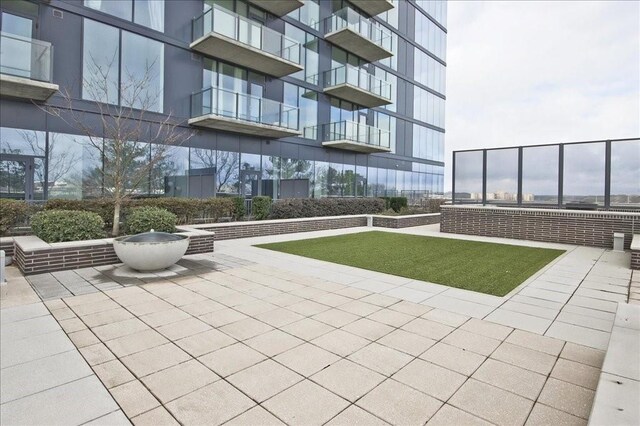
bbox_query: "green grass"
[255,231,565,297]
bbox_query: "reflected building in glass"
[0,0,447,202]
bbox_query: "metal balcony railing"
[323,64,392,100]
[191,86,299,131]
[0,32,53,82]
[324,7,392,52]
[318,120,391,149]
[192,4,302,65]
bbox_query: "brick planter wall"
[631,235,640,270]
[372,213,440,229]
[1,237,14,258]
[441,205,639,249]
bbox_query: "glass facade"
[84,0,165,32]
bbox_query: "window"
[378,1,398,28]
[414,47,446,94]
[415,0,447,27]
[413,86,445,128]
[414,6,446,60]
[83,19,164,113]
[285,23,319,84]
[413,124,444,161]
[84,0,164,32]
[287,0,319,29]
[374,112,396,153]
[284,83,318,139]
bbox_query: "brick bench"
[631,235,640,270]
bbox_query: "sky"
[444,0,640,191]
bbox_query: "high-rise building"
[0,0,446,202]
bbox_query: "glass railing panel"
[321,65,392,100]
[324,7,392,51]
[315,120,390,149]
[0,32,53,82]
[191,86,300,131]
[193,5,301,64]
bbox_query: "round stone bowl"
[112,231,190,271]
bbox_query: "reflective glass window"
[563,142,605,205]
[610,139,640,207]
[486,148,518,203]
[522,145,558,204]
[453,150,483,202]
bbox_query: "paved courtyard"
[2,225,634,425]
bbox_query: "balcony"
[0,32,58,101]
[349,0,394,17]
[318,121,391,153]
[191,5,303,77]
[322,64,392,108]
[189,86,301,138]
[247,0,304,17]
[324,7,393,63]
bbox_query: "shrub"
[269,198,385,219]
[202,198,235,222]
[0,199,28,236]
[426,198,446,213]
[31,210,105,243]
[380,197,408,212]
[124,207,177,234]
[252,196,272,220]
[45,198,119,228]
[231,197,246,221]
[136,198,202,225]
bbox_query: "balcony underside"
[0,74,58,101]
[348,0,394,16]
[325,28,393,62]
[190,33,303,77]
[324,83,391,108]
[189,114,301,138]
[322,140,391,154]
[247,0,304,17]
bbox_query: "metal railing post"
[482,149,487,205]
[604,140,611,209]
[558,144,564,207]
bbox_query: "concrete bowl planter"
[112,231,189,271]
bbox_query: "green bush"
[426,198,446,213]
[45,198,118,227]
[269,198,385,219]
[252,196,272,220]
[124,207,177,234]
[231,197,246,221]
[380,197,408,212]
[0,199,28,236]
[135,198,202,225]
[202,198,235,222]
[31,210,105,243]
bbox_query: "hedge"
[231,197,245,221]
[125,207,177,234]
[31,210,105,243]
[0,199,28,236]
[252,196,272,220]
[269,198,385,219]
[380,196,408,212]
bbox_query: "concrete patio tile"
[179,300,225,317]
[131,406,179,426]
[491,342,557,375]
[50,306,78,321]
[198,342,266,377]
[67,328,101,348]
[325,405,388,425]
[227,359,303,402]
[377,329,436,356]
[338,300,382,316]
[156,317,212,340]
[175,329,237,357]
[58,317,87,333]
[575,287,627,303]
[126,299,175,316]
[314,292,352,308]
[141,359,219,404]
[562,304,616,321]
[79,342,116,366]
[350,279,398,294]
[140,308,191,327]
[1,315,61,341]
[421,294,494,318]
[120,343,191,378]
[442,329,502,356]
[274,343,340,377]
[367,308,414,327]
[105,329,169,358]
[388,300,433,316]
[334,286,371,299]
[402,317,455,341]
[225,406,284,425]
[280,317,334,341]
[0,350,92,404]
[311,329,370,357]
[600,325,639,380]
[510,294,564,310]
[472,358,546,400]
[422,308,469,327]
[393,359,467,401]
[43,299,67,311]
[263,379,350,426]
[545,321,610,350]
[443,288,503,308]
[287,299,332,316]
[360,293,401,308]
[551,358,600,390]
[0,375,119,426]
[64,292,110,307]
[538,378,595,419]
[92,318,150,341]
[499,300,559,320]
[525,403,587,426]
[255,307,305,328]
[198,307,248,327]
[93,359,136,389]
[527,280,576,294]
[587,372,639,426]
[0,302,49,323]
[244,329,304,357]
[70,299,120,317]
[342,317,394,341]
[357,379,442,425]
[86,410,131,425]
[485,309,552,334]
[234,300,279,316]
[348,342,413,376]
[110,380,161,418]
[449,379,534,426]
[519,287,572,304]
[427,404,493,426]
[420,342,486,376]
[289,286,330,299]
[311,359,385,402]
[311,308,359,328]
[383,286,433,303]
[560,342,605,368]
[567,295,618,313]
[263,292,305,307]
[219,317,274,341]
[505,329,565,356]
[0,327,74,369]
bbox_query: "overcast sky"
[444,0,640,190]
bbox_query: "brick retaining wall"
[441,205,639,249]
[372,214,440,229]
[1,238,14,258]
[631,235,640,270]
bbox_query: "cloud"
[444,0,640,190]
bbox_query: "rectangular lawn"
[255,231,565,297]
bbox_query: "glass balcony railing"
[318,121,390,149]
[192,4,302,65]
[191,86,299,131]
[0,32,53,82]
[323,64,392,100]
[324,7,392,52]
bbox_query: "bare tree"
[40,57,194,235]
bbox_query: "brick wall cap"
[371,213,440,220]
[442,205,640,217]
[13,236,50,251]
[631,235,640,251]
[50,238,113,248]
[190,214,369,229]
[0,236,15,244]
